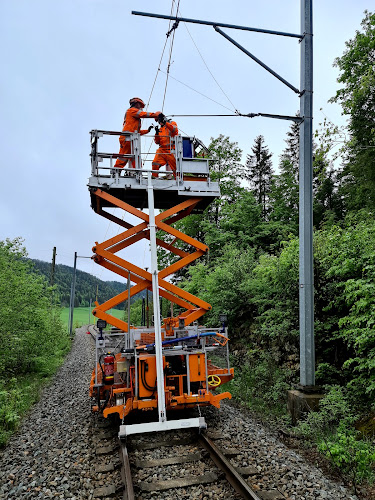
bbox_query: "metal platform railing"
[90,129,211,184]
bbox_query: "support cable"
[182,22,238,113]
[158,69,234,112]
[168,112,303,122]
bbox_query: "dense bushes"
[180,211,375,483]
[0,238,70,445]
[182,214,375,406]
[297,385,375,487]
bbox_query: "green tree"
[282,118,300,171]
[202,190,262,261]
[157,134,245,275]
[314,212,375,400]
[330,11,375,210]
[182,243,258,330]
[244,135,274,218]
[270,157,299,237]
[206,134,244,226]
[312,118,344,227]
[0,238,68,377]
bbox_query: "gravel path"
[0,328,360,499]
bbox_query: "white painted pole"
[147,172,166,422]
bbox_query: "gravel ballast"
[0,327,96,499]
[0,328,361,499]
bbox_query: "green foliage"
[207,134,243,202]
[0,238,70,378]
[313,120,343,227]
[225,350,292,418]
[297,386,375,485]
[270,157,299,236]
[314,213,375,399]
[330,11,375,210]
[0,238,70,446]
[244,135,274,217]
[0,376,48,446]
[202,190,262,261]
[183,244,258,329]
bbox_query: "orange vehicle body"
[90,351,234,420]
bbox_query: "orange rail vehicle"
[88,130,234,436]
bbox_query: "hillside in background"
[31,259,144,309]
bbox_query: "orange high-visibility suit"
[115,107,160,169]
[152,121,179,178]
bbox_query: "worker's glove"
[157,113,166,125]
[155,126,159,135]
[147,125,154,132]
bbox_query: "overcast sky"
[0,0,371,283]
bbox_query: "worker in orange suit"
[152,113,179,179]
[114,97,161,170]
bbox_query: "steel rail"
[120,440,135,500]
[198,433,262,500]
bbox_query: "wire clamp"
[166,20,180,38]
[241,112,259,118]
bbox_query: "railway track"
[87,329,286,500]
[90,413,268,500]
[122,428,263,500]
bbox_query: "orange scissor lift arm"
[91,189,210,331]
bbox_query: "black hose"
[100,390,110,411]
[98,354,105,379]
[140,360,157,392]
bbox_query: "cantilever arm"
[213,26,300,95]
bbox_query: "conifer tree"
[281,119,300,173]
[269,119,300,234]
[245,135,274,218]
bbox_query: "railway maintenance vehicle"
[88,128,234,437]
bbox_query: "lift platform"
[88,129,233,437]
[89,130,220,212]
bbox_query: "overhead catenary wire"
[144,1,180,167]
[146,1,240,132]
[162,0,181,112]
[146,2,177,110]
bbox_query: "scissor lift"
[88,130,233,437]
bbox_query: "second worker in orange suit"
[114,97,161,170]
[152,113,179,179]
